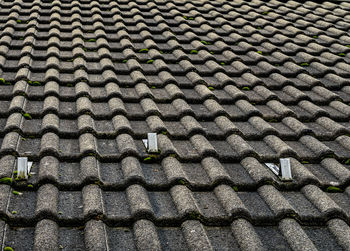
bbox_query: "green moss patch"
[0,177,12,185]
[200,41,211,45]
[144,157,152,161]
[94,180,103,186]
[322,154,336,159]
[183,16,194,20]
[326,186,343,193]
[23,113,32,120]
[143,154,160,163]
[138,48,149,53]
[177,179,186,185]
[188,212,201,220]
[28,80,41,86]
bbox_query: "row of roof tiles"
[2,218,350,250]
[1,32,350,57]
[0,0,348,8]
[1,69,349,92]
[1,29,350,57]
[1,155,350,189]
[1,96,350,121]
[0,0,349,21]
[0,22,349,44]
[1,57,350,81]
[0,55,349,75]
[0,181,350,225]
[1,131,350,161]
[2,80,350,102]
[1,113,349,140]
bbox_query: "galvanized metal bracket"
[17,157,33,180]
[279,158,292,181]
[265,163,279,176]
[142,133,159,153]
[265,158,292,181]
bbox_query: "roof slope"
[0,0,350,250]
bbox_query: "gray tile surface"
[0,0,350,250]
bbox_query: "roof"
[0,0,350,250]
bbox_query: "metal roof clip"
[279,158,292,181]
[142,133,158,153]
[265,158,293,181]
[17,157,33,180]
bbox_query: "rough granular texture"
[0,0,350,250]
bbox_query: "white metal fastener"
[265,158,292,181]
[279,158,292,181]
[17,157,33,180]
[142,133,158,153]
